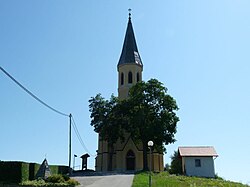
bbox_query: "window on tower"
[121,73,124,85]
[128,71,133,84]
[137,72,140,82]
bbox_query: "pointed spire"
[117,11,143,67]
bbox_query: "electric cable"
[71,115,96,157]
[0,66,94,157]
[0,66,68,117]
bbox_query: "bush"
[169,151,182,175]
[20,176,80,186]
[21,179,47,186]
[215,173,224,180]
[67,179,80,186]
[45,174,79,186]
[164,163,170,172]
[47,174,65,183]
[20,177,80,186]
[62,175,70,181]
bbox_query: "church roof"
[118,14,143,67]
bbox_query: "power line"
[0,66,94,158]
[0,66,68,117]
[71,115,96,157]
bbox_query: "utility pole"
[69,113,72,174]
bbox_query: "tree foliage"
[124,79,179,169]
[89,79,179,171]
[169,151,183,175]
[125,79,179,152]
[89,94,125,145]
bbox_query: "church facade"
[95,14,164,172]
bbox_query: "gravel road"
[72,174,134,187]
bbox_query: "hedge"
[29,163,40,180]
[0,161,68,184]
[50,165,68,175]
[0,161,29,183]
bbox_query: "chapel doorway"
[126,150,135,170]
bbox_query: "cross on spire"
[128,8,132,19]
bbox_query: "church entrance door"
[126,150,135,171]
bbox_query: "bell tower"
[117,13,143,99]
[95,12,164,173]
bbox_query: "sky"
[0,0,250,184]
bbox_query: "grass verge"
[132,172,249,187]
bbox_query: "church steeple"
[95,12,164,173]
[117,13,143,99]
[117,13,143,67]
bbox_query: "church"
[95,14,164,172]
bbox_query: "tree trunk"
[142,141,149,171]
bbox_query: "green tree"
[124,79,179,170]
[89,79,179,171]
[169,151,183,175]
[89,94,125,170]
[164,163,170,172]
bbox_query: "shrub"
[21,179,47,186]
[46,174,65,183]
[46,174,79,186]
[164,163,170,172]
[66,179,80,186]
[62,175,70,181]
[169,151,182,175]
[20,178,80,186]
[215,173,224,180]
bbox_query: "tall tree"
[124,79,179,170]
[89,79,179,171]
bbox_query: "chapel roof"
[178,146,218,157]
[117,13,143,67]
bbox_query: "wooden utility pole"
[69,113,72,174]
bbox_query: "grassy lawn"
[132,172,249,187]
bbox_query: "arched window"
[128,71,133,84]
[137,72,140,82]
[121,73,124,85]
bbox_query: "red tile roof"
[178,146,218,157]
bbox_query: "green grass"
[132,172,249,187]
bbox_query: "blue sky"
[1,0,250,184]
